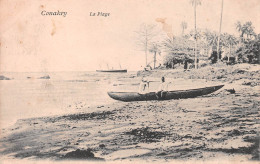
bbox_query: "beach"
[0,64,259,162]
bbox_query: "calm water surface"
[0,71,218,128]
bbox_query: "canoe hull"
[96,69,127,73]
[107,85,224,102]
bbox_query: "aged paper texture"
[0,0,259,163]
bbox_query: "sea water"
[0,71,219,128]
[0,71,138,128]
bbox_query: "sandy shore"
[0,64,259,162]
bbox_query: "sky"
[0,0,259,72]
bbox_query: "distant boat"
[96,63,127,73]
[108,85,224,102]
[96,69,127,73]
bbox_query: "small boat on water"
[96,63,127,73]
[96,69,127,73]
[108,85,224,102]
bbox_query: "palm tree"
[235,21,255,54]
[217,0,224,60]
[210,33,219,47]
[162,36,195,69]
[244,21,255,40]
[149,42,161,69]
[235,21,245,53]
[203,31,218,51]
[236,21,243,37]
[163,36,195,55]
[190,0,201,69]
[235,21,257,63]
[202,29,215,56]
[223,33,237,62]
[235,21,252,41]
[181,21,188,36]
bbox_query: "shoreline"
[0,63,259,162]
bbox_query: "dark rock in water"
[39,75,50,79]
[63,149,104,160]
[0,75,11,80]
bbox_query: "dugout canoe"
[107,85,224,102]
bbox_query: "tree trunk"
[217,0,224,60]
[228,44,231,62]
[194,1,198,69]
[207,45,210,57]
[195,41,198,69]
[154,52,156,69]
[145,30,148,66]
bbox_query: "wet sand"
[0,64,259,162]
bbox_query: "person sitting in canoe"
[138,77,150,94]
[156,76,170,99]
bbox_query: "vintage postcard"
[0,0,259,163]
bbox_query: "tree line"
[135,0,259,70]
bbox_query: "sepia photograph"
[0,0,259,163]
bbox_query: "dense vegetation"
[162,23,259,69]
[138,22,259,69]
[135,0,259,70]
